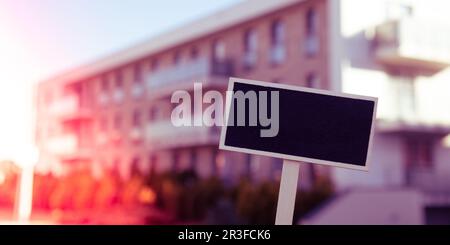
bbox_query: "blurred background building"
[34,0,450,224]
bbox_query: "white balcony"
[146,57,233,96]
[48,95,92,122]
[146,120,220,150]
[46,135,92,161]
[407,169,450,194]
[374,18,450,73]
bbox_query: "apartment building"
[35,0,329,186]
[305,0,450,224]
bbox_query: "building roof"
[41,0,303,85]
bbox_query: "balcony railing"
[146,57,233,91]
[146,120,220,150]
[406,168,450,193]
[46,135,92,161]
[48,95,92,122]
[374,18,450,72]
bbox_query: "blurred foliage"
[32,169,153,212]
[144,170,333,224]
[5,163,333,224]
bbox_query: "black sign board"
[219,78,377,171]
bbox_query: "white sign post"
[275,160,300,225]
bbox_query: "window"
[243,28,258,69]
[190,47,199,60]
[132,109,141,127]
[305,8,319,57]
[101,76,109,92]
[151,59,159,71]
[134,63,142,83]
[405,139,434,169]
[271,20,285,46]
[306,72,320,88]
[212,39,226,62]
[115,71,123,89]
[173,50,181,65]
[148,106,159,122]
[270,20,285,64]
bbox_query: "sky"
[0,0,242,164]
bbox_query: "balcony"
[377,120,450,139]
[146,57,233,97]
[373,18,450,73]
[46,135,92,162]
[48,95,92,123]
[407,169,450,194]
[146,120,220,150]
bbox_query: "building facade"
[35,0,329,186]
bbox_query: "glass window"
[173,50,181,65]
[271,20,285,47]
[212,40,226,62]
[243,28,258,69]
[244,28,257,53]
[190,47,199,60]
[101,76,109,92]
[270,20,286,64]
[148,106,159,122]
[151,58,159,71]
[306,8,318,36]
[115,71,123,89]
[305,8,319,56]
[134,63,142,83]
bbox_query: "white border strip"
[219,77,378,172]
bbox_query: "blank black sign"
[219,78,377,171]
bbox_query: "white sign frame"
[219,77,378,172]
